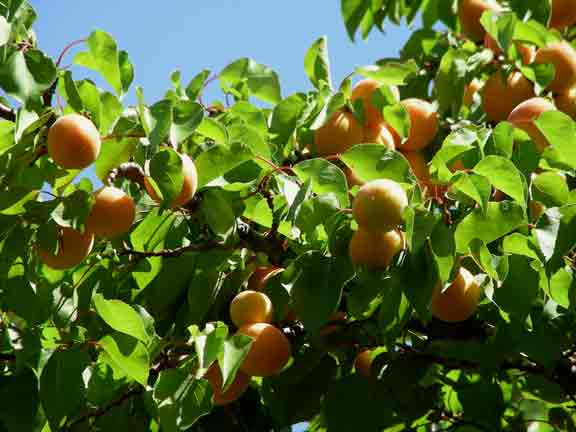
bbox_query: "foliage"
[0,0,576,431]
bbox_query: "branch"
[0,103,15,122]
[120,241,233,258]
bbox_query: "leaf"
[74,29,133,96]
[293,159,349,208]
[0,49,56,102]
[94,136,138,181]
[0,368,42,432]
[40,347,91,429]
[536,111,576,170]
[270,93,307,150]
[186,69,211,101]
[455,202,526,253]
[473,155,526,205]
[170,100,203,144]
[434,48,468,115]
[356,60,419,85]
[220,58,281,104]
[149,148,184,206]
[191,322,228,374]
[148,99,173,149]
[195,143,253,187]
[99,332,149,386]
[93,294,150,344]
[200,188,237,241]
[341,144,415,185]
[218,334,253,391]
[341,0,371,41]
[304,36,332,90]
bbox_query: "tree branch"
[120,241,233,258]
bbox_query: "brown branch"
[0,103,15,122]
[120,241,233,258]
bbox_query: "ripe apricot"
[247,266,284,291]
[47,114,101,169]
[351,79,400,126]
[555,89,576,120]
[349,228,405,270]
[352,179,409,232]
[484,34,535,65]
[203,363,251,406]
[402,151,431,184]
[458,0,502,41]
[238,323,291,377]
[508,97,556,152]
[431,267,481,323]
[398,99,438,151]
[481,71,535,122]
[354,349,373,378]
[534,41,576,94]
[38,226,94,270]
[463,78,483,107]
[85,187,135,238]
[363,122,397,150]
[145,153,198,208]
[230,290,273,328]
[313,110,364,156]
[550,0,576,29]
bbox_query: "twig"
[43,38,87,107]
[120,241,233,258]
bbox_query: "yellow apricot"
[463,78,484,107]
[145,153,198,208]
[238,323,291,377]
[230,290,273,328]
[555,89,576,120]
[534,41,576,94]
[550,0,576,29]
[313,110,364,156]
[363,122,397,150]
[203,363,251,406]
[508,97,556,152]
[481,71,535,122]
[352,179,409,232]
[398,99,438,151]
[458,0,502,41]
[354,349,373,378]
[349,229,405,270]
[38,226,94,270]
[47,114,101,169]
[351,79,400,127]
[85,187,135,238]
[431,267,481,323]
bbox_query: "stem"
[56,39,86,67]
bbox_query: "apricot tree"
[2,1,576,431]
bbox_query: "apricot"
[481,71,535,122]
[38,226,94,270]
[85,187,135,238]
[47,114,101,169]
[351,79,400,126]
[398,99,438,151]
[145,153,198,208]
[230,290,273,328]
[352,179,409,232]
[238,323,291,377]
[345,167,364,188]
[534,41,576,94]
[463,78,483,107]
[363,122,397,150]
[313,110,364,156]
[529,200,546,221]
[354,349,373,378]
[247,266,284,291]
[508,97,556,152]
[458,0,502,41]
[402,151,431,184]
[555,89,576,120]
[430,267,481,323]
[484,34,535,65]
[550,0,576,29]
[203,363,251,406]
[349,228,405,270]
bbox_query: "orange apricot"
[247,266,284,291]
[555,88,576,120]
[463,78,484,107]
[398,99,438,151]
[351,79,400,126]
[85,187,135,238]
[508,97,556,152]
[550,0,576,29]
[354,349,374,378]
[458,0,502,41]
[481,71,535,122]
[430,267,481,323]
[349,228,405,270]
[484,34,535,65]
[230,290,273,328]
[402,151,431,184]
[238,323,291,377]
[47,114,101,169]
[534,41,576,94]
[313,110,364,156]
[145,153,198,208]
[38,226,94,270]
[363,122,397,150]
[203,363,251,406]
[352,179,409,232]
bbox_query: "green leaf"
[186,69,211,101]
[74,30,133,96]
[191,322,228,374]
[0,368,43,432]
[293,159,349,208]
[200,188,237,241]
[536,111,576,169]
[58,70,84,113]
[304,36,332,90]
[40,347,91,429]
[532,172,569,207]
[341,0,371,41]
[99,332,149,386]
[94,136,138,181]
[196,117,228,144]
[548,266,576,309]
[0,49,56,102]
[341,144,415,185]
[356,60,419,85]
[148,99,173,149]
[130,208,176,252]
[449,172,491,212]
[220,58,282,104]
[218,334,253,391]
[195,143,253,187]
[171,100,203,144]
[473,155,526,205]
[455,202,526,253]
[149,148,184,207]
[434,48,468,115]
[270,93,307,150]
[93,294,150,344]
